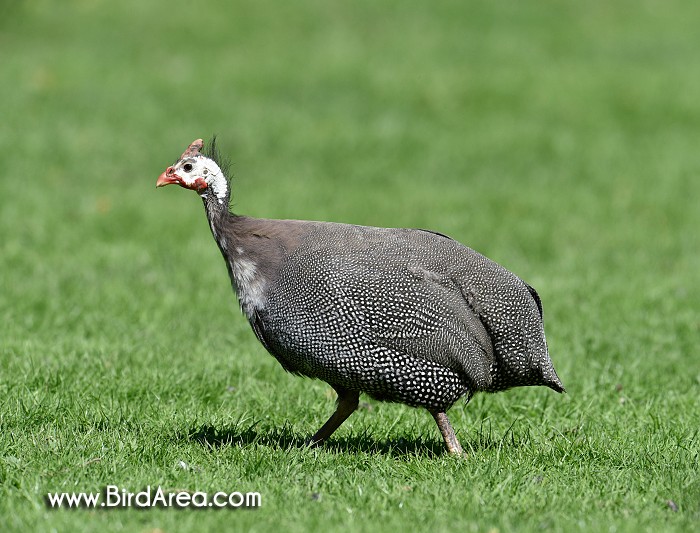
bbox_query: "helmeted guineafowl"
[156,138,565,455]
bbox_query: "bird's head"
[156,138,229,204]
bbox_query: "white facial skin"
[169,156,228,204]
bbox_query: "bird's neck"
[202,192,229,228]
[203,195,233,255]
[202,198,293,320]
[202,204,310,319]
[203,202,262,318]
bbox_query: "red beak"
[156,165,208,192]
[156,166,179,187]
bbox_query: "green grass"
[1,0,699,531]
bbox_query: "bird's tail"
[544,364,566,393]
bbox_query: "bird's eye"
[183,163,193,172]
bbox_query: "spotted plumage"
[157,139,565,455]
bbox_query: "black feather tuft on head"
[203,135,232,180]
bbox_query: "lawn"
[1,0,698,531]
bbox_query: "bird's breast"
[229,253,268,318]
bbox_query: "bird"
[156,138,565,455]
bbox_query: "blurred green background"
[1,1,698,531]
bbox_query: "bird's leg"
[306,388,360,447]
[430,410,465,456]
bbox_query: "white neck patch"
[202,159,228,204]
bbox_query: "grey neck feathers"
[203,208,307,319]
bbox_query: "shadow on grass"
[183,421,520,458]
[185,423,444,456]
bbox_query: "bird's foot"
[446,440,466,457]
[304,436,323,448]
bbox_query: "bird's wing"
[334,263,496,390]
[523,281,543,318]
